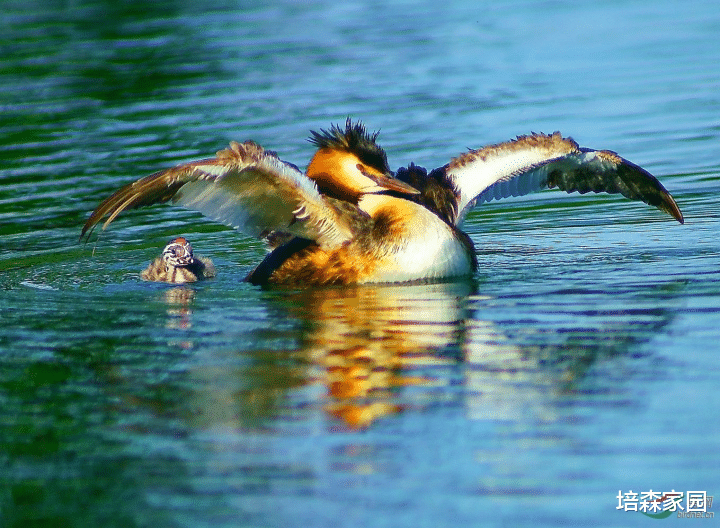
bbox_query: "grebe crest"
[309,118,390,175]
[306,119,417,203]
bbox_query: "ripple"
[2,1,720,527]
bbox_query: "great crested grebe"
[141,236,215,283]
[82,119,683,286]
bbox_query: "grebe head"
[307,119,418,202]
[162,237,194,269]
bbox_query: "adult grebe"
[82,119,683,286]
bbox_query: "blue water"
[1,1,719,527]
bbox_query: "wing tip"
[664,195,684,224]
[625,158,685,225]
[79,221,95,242]
[79,200,115,242]
[576,149,685,225]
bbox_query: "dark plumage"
[395,163,459,226]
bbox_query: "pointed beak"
[363,172,420,195]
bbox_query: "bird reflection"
[162,286,196,330]
[151,279,676,431]
[282,281,473,428]
[284,281,474,428]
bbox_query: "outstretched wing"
[446,132,683,226]
[81,141,354,248]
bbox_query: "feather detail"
[445,132,683,225]
[81,140,354,249]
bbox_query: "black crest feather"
[309,118,390,174]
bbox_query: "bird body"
[249,193,475,286]
[83,120,683,287]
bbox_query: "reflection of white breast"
[358,195,474,283]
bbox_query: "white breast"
[358,195,474,283]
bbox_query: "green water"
[1,1,719,526]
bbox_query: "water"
[1,0,719,526]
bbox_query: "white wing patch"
[174,147,353,248]
[472,163,551,204]
[470,152,600,205]
[449,133,578,225]
[81,140,355,247]
[445,133,683,225]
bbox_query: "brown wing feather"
[81,169,193,238]
[81,141,354,247]
[445,133,683,225]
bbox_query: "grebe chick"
[141,237,216,283]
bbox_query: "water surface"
[1,1,719,527]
